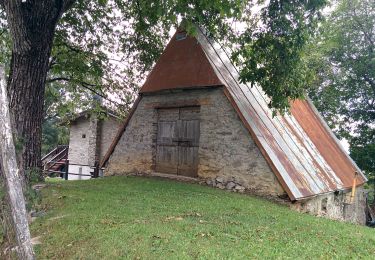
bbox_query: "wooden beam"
[0,65,35,259]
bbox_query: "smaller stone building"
[67,111,120,180]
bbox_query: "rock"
[31,236,42,245]
[217,183,225,189]
[216,176,224,183]
[226,181,236,190]
[206,179,213,186]
[235,185,245,193]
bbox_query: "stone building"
[67,110,120,180]
[101,29,367,224]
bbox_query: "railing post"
[93,160,99,178]
[64,159,69,180]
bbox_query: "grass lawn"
[32,176,375,259]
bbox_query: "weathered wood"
[156,119,178,174]
[0,66,35,259]
[155,107,200,177]
[177,118,200,177]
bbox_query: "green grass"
[32,176,375,259]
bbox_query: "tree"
[307,0,375,197]
[234,0,327,112]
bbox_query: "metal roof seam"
[283,114,344,187]
[207,32,351,189]
[241,83,327,193]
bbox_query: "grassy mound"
[32,176,375,259]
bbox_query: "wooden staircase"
[42,145,69,176]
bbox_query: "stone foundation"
[291,187,366,225]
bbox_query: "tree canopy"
[0,0,328,118]
[307,0,374,189]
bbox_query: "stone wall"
[105,87,285,196]
[99,117,121,161]
[68,117,91,165]
[291,186,367,225]
[68,115,120,180]
[87,118,99,167]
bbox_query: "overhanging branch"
[46,77,124,107]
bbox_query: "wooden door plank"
[177,117,200,177]
[155,145,178,174]
[157,121,177,145]
[177,146,199,177]
[156,109,179,174]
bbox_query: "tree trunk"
[7,46,52,183]
[0,65,35,259]
[2,0,69,183]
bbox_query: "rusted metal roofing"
[290,99,366,191]
[106,28,366,200]
[140,31,223,93]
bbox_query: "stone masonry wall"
[68,117,91,165]
[291,186,367,225]
[99,117,121,161]
[87,118,99,167]
[106,87,285,197]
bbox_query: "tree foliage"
[234,0,327,112]
[307,0,375,183]
[0,0,328,118]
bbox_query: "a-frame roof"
[140,31,222,93]
[103,29,366,201]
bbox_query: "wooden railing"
[42,145,68,175]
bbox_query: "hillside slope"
[32,176,375,259]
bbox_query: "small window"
[176,32,187,41]
[82,134,86,138]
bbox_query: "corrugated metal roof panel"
[290,99,367,191]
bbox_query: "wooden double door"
[155,107,200,177]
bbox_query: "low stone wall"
[291,186,367,225]
[105,87,285,197]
